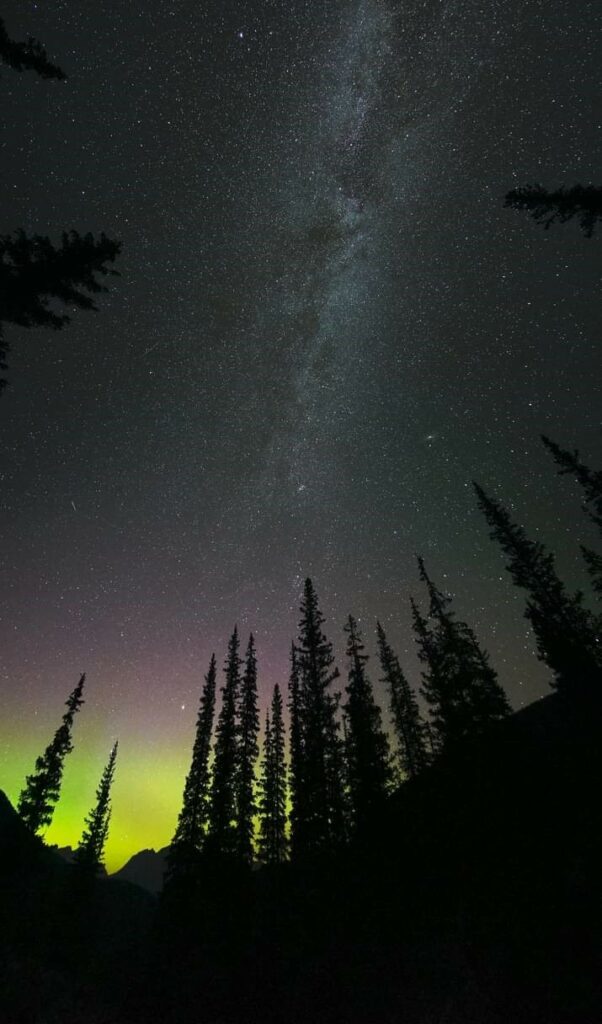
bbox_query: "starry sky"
[1,0,600,871]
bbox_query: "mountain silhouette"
[112,846,169,893]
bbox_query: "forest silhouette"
[1,13,601,1024]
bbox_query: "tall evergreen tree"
[343,616,391,829]
[413,559,510,751]
[294,578,347,856]
[475,483,602,692]
[376,621,429,780]
[74,741,118,874]
[207,628,241,857]
[167,654,217,880]
[258,685,288,865]
[542,435,602,597]
[236,634,260,863]
[18,673,86,833]
[287,643,306,861]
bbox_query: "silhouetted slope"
[112,846,169,893]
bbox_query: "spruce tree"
[207,628,241,857]
[294,578,346,856]
[542,435,602,597]
[74,741,118,874]
[167,654,217,881]
[413,559,510,751]
[475,483,602,692]
[236,634,260,863]
[287,643,306,861]
[505,184,602,237]
[343,616,391,830]
[376,621,429,780]
[258,685,288,865]
[18,673,86,833]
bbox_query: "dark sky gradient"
[1,0,600,868]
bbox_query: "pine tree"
[18,673,86,833]
[376,621,429,780]
[74,741,118,874]
[287,643,306,861]
[207,628,241,857]
[475,483,602,692]
[342,616,391,830]
[167,654,217,881]
[258,685,288,865]
[542,435,602,597]
[413,559,511,751]
[236,634,260,863]
[294,578,347,856]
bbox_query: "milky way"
[0,0,600,868]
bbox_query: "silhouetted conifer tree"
[376,621,429,780]
[236,634,260,863]
[0,16,65,79]
[542,435,602,597]
[74,741,118,874]
[413,559,510,750]
[287,643,306,861]
[294,578,347,856]
[0,230,120,389]
[208,628,241,857]
[505,184,602,237]
[167,654,217,881]
[342,616,391,829]
[475,483,602,691]
[258,685,288,865]
[17,673,85,833]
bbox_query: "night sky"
[1,0,600,871]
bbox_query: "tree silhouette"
[293,578,347,856]
[207,628,241,858]
[17,674,86,833]
[376,621,429,780]
[505,184,602,237]
[0,16,65,79]
[236,634,260,864]
[413,559,510,751]
[542,435,602,598]
[342,616,391,830]
[74,741,118,874]
[0,230,121,390]
[475,483,602,692]
[258,685,288,865]
[287,643,306,861]
[167,654,217,882]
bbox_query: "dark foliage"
[236,634,260,863]
[342,616,391,829]
[376,620,429,780]
[475,483,602,691]
[258,685,288,865]
[292,578,347,857]
[17,673,85,833]
[505,183,602,237]
[0,16,65,79]
[74,741,118,874]
[167,655,217,882]
[207,628,241,857]
[414,557,511,752]
[0,230,120,389]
